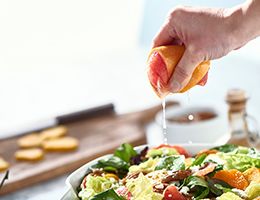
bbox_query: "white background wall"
[0,0,259,137]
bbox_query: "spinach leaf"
[90,189,125,200]
[93,156,129,178]
[214,184,232,193]
[206,177,232,196]
[211,144,238,153]
[155,155,185,171]
[97,156,129,170]
[186,176,209,199]
[114,143,137,163]
[190,153,207,167]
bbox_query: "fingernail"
[170,80,181,93]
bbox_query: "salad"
[78,143,260,200]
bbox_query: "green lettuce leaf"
[78,176,114,200]
[126,173,163,200]
[245,182,260,200]
[218,192,243,200]
[147,147,179,158]
[218,152,260,172]
[129,157,159,173]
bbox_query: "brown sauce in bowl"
[167,111,217,123]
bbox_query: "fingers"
[169,49,201,93]
[152,22,175,48]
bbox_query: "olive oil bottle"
[226,89,260,147]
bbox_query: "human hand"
[152,5,251,93]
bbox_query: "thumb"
[169,49,201,93]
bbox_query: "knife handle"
[56,103,115,124]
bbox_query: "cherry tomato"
[81,176,87,189]
[154,144,190,158]
[163,185,186,200]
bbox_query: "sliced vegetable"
[213,169,249,190]
[155,155,185,171]
[114,143,137,163]
[163,185,186,200]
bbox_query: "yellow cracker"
[15,148,44,161]
[42,136,78,151]
[40,125,68,140]
[0,157,9,172]
[18,133,43,148]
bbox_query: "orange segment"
[243,167,260,183]
[213,169,249,190]
[147,45,210,97]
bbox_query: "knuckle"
[187,45,204,61]
[169,5,185,18]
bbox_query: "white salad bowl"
[155,105,229,144]
[65,143,214,199]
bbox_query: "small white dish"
[65,144,214,199]
[155,105,229,144]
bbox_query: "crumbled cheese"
[154,183,164,189]
[232,188,248,199]
[190,166,200,173]
[163,149,170,155]
[180,186,190,195]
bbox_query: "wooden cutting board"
[0,102,178,195]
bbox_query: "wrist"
[224,0,260,50]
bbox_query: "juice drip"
[187,91,191,104]
[157,80,168,144]
[186,91,193,143]
[162,97,167,144]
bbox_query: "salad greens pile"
[78,143,260,200]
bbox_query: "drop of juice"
[188,114,194,121]
[162,97,167,144]
[157,80,168,144]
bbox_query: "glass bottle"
[226,89,260,147]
